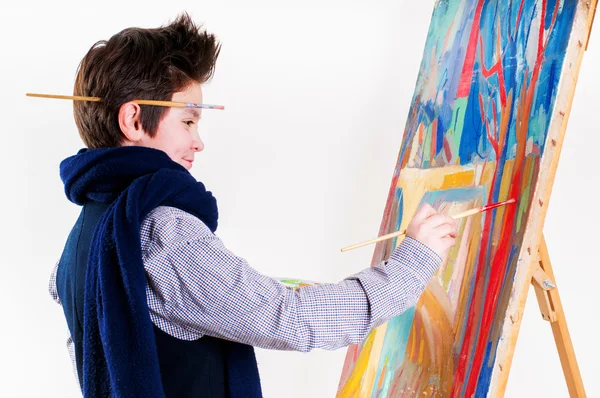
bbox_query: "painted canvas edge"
[335,1,439,390]
[368,7,438,268]
[489,0,598,396]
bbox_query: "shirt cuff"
[343,236,443,326]
[388,236,442,286]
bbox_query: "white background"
[1,1,598,397]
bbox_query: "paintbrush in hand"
[340,198,516,252]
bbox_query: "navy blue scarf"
[60,146,262,397]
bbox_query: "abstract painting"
[337,1,595,396]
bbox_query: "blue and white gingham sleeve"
[140,206,441,352]
[49,261,61,305]
[343,237,441,329]
[48,262,80,386]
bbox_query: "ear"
[118,101,144,142]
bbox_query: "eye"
[184,120,195,127]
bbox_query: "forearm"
[255,236,440,351]
[151,233,440,352]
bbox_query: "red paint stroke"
[453,1,558,394]
[514,0,526,39]
[457,0,486,98]
[461,2,558,394]
[371,166,403,265]
[451,198,497,397]
[443,137,452,163]
[538,0,547,59]
[479,198,516,213]
[462,171,520,398]
[479,24,507,106]
[431,119,438,164]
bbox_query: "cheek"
[178,130,194,150]
[153,126,189,158]
[168,129,194,158]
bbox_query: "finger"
[440,215,458,233]
[449,218,459,237]
[413,203,436,221]
[423,213,451,228]
[449,227,458,238]
[440,235,456,249]
[440,218,459,237]
[435,223,458,238]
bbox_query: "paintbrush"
[340,198,516,252]
[25,93,225,110]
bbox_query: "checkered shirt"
[49,206,441,380]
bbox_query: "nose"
[191,130,204,152]
[192,138,204,152]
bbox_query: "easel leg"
[531,234,586,397]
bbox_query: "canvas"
[336,0,595,396]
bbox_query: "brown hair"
[73,12,221,148]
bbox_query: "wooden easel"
[337,2,597,396]
[531,234,585,396]
[525,3,598,396]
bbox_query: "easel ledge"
[531,235,585,396]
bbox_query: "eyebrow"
[182,108,201,119]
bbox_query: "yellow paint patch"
[442,169,476,188]
[336,323,389,397]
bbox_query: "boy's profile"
[49,12,458,397]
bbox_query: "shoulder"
[140,206,214,250]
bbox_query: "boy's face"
[137,82,204,170]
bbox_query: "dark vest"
[56,201,228,397]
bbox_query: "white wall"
[1,1,597,397]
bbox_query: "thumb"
[440,235,456,250]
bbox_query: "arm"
[49,261,61,305]
[142,207,441,352]
[48,262,79,386]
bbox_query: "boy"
[49,12,457,397]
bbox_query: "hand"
[405,203,458,258]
